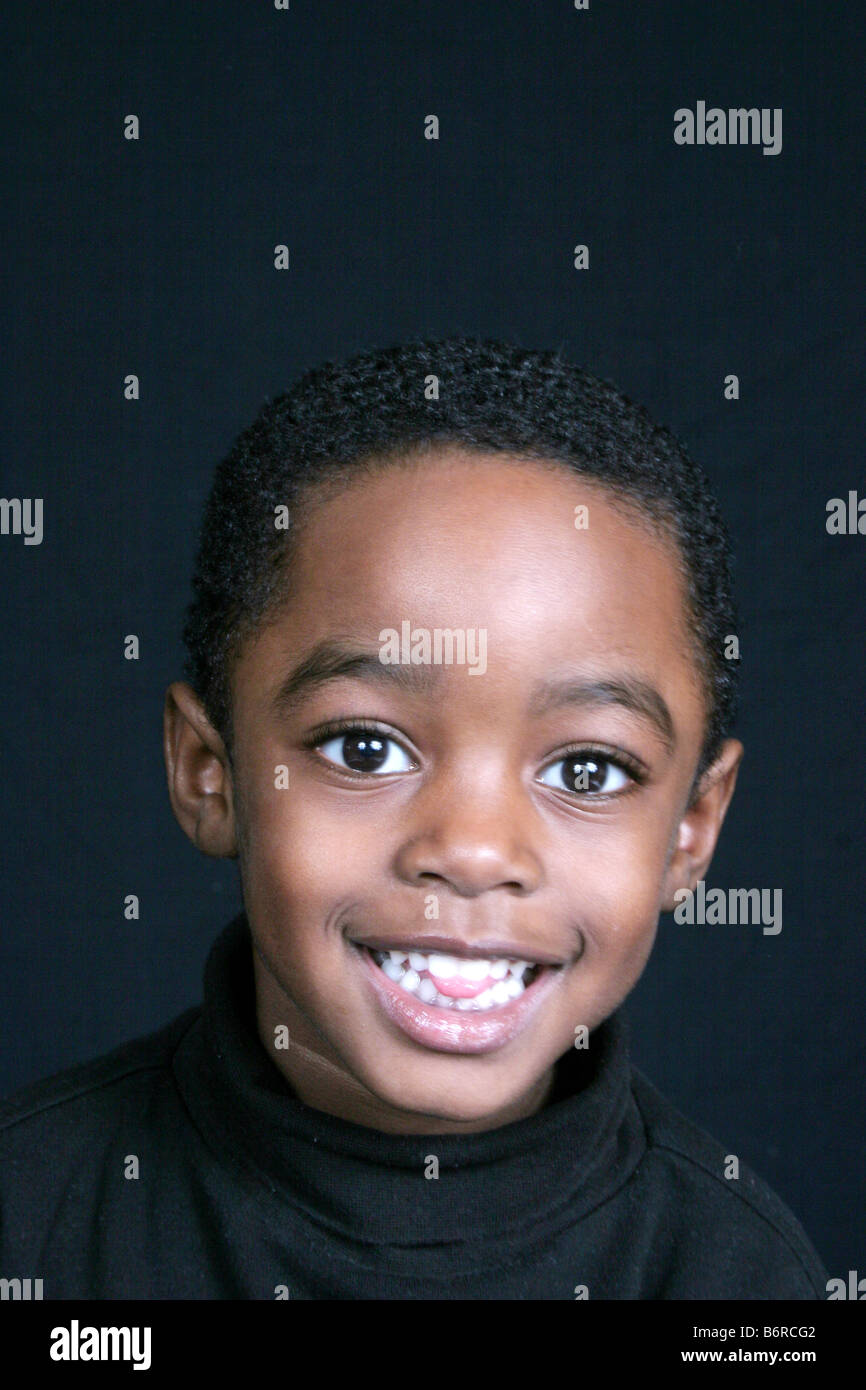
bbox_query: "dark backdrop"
[1,1,863,1279]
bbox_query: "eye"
[316,728,415,776]
[538,753,633,796]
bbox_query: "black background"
[1,1,863,1279]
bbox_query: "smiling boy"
[0,338,827,1297]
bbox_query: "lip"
[350,933,565,966]
[353,941,565,1055]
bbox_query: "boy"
[0,337,827,1298]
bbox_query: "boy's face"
[166,449,741,1132]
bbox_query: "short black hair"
[183,336,739,778]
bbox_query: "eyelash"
[304,719,647,795]
[304,719,414,779]
[548,743,647,791]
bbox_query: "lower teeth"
[369,950,540,1011]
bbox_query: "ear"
[660,739,743,909]
[163,681,239,858]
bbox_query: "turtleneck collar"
[173,913,646,1257]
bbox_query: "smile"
[369,948,542,1012]
[353,940,564,1055]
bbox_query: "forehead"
[231,450,705,741]
[297,449,682,624]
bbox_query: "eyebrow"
[528,676,675,752]
[271,638,676,750]
[271,639,438,715]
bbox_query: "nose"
[393,771,544,898]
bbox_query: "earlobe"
[660,739,744,910]
[163,681,239,858]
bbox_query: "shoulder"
[628,1066,828,1299]
[625,1061,828,1301]
[0,1007,200,1148]
[0,1009,203,1283]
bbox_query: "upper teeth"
[370,947,539,1012]
[396,950,533,981]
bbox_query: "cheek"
[559,819,672,962]
[581,887,660,984]
[237,772,392,926]
[582,807,672,885]
[558,861,662,1031]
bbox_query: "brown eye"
[341,734,387,771]
[317,730,413,775]
[538,755,631,796]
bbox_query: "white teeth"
[427,953,459,979]
[368,945,542,1012]
[457,957,492,981]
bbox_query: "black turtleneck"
[0,914,827,1299]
